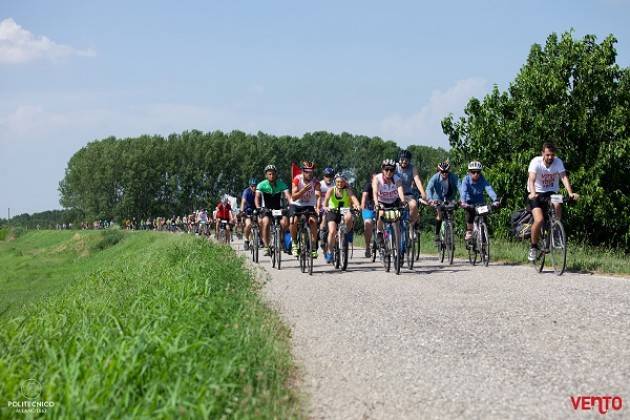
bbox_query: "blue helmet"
[248,177,258,186]
[323,167,335,176]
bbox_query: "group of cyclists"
[239,141,577,271]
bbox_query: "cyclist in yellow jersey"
[322,173,361,264]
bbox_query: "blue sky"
[1,0,629,214]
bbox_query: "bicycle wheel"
[407,225,416,270]
[307,231,314,275]
[275,228,282,270]
[371,228,378,263]
[468,231,479,266]
[383,229,391,272]
[446,221,455,265]
[480,222,490,267]
[251,229,259,263]
[341,232,349,271]
[549,220,567,276]
[537,229,547,273]
[415,224,421,262]
[392,227,401,275]
[439,225,446,264]
[299,229,306,273]
[271,233,277,268]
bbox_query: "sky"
[1,0,629,215]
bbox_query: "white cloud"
[380,78,488,147]
[0,18,95,64]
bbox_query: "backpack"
[510,209,533,240]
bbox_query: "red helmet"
[301,160,315,170]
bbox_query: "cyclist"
[215,199,233,239]
[396,150,428,226]
[289,161,321,258]
[255,164,292,256]
[426,161,460,244]
[527,142,578,261]
[318,167,335,249]
[361,174,376,258]
[459,161,499,244]
[372,159,407,246]
[241,178,257,250]
[323,173,361,263]
[198,208,209,236]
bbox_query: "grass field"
[0,230,300,418]
[350,229,630,275]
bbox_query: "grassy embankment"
[0,230,300,418]
[351,231,630,275]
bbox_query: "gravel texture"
[235,240,630,419]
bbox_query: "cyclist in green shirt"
[322,173,361,264]
[255,164,292,256]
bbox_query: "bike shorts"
[289,204,316,218]
[325,211,342,225]
[362,209,375,221]
[377,199,401,210]
[528,191,555,211]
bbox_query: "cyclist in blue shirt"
[459,161,499,243]
[426,161,460,244]
[241,177,257,250]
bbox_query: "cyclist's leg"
[434,208,443,242]
[244,217,252,240]
[260,215,271,247]
[362,209,374,254]
[289,205,299,242]
[308,213,318,244]
[327,220,338,253]
[464,207,475,240]
[406,196,419,225]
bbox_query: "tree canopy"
[442,31,630,251]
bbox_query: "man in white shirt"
[527,142,578,261]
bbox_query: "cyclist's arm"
[484,180,498,202]
[255,190,262,208]
[426,175,436,201]
[559,172,575,196]
[372,177,379,206]
[396,180,406,203]
[240,193,246,212]
[460,178,470,204]
[527,171,537,199]
[291,180,303,201]
[323,188,332,208]
[412,167,427,199]
[315,182,322,209]
[283,189,292,204]
[361,191,368,209]
[348,188,361,209]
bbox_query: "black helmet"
[398,150,412,161]
[437,161,450,172]
[323,167,335,177]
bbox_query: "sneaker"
[311,250,318,258]
[244,240,250,251]
[528,246,538,262]
[292,243,300,257]
[365,248,371,258]
[325,252,333,263]
[263,247,271,256]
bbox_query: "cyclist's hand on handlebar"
[492,201,500,208]
[528,192,538,200]
[569,193,580,202]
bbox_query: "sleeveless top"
[329,187,351,208]
[375,173,400,204]
[292,174,318,207]
[396,162,415,195]
[320,179,333,195]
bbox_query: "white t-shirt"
[527,156,566,193]
[375,173,401,204]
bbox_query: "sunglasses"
[303,169,313,173]
[470,171,481,175]
[384,168,395,172]
[440,171,449,174]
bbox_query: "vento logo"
[6,379,55,414]
[570,395,623,415]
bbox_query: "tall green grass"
[0,231,301,418]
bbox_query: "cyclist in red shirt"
[215,198,234,239]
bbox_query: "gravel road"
[235,240,630,419]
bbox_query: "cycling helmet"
[264,164,277,173]
[468,161,483,171]
[437,161,450,172]
[248,177,258,185]
[398,150,412,161]
[381,159,396,169]
[301,160,315,170]
[323,167,335,177]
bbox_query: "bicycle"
[377,205,406,275]
[533,194,568,276]
[267,208,286,270]
[465,202,499,267]
[217,220,231,244]
[294,210,318,275]
[433,201,457,265]
[329,208,358,271]
[249,212,260,263]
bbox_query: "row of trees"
[58,131,448,222]
[442,31,629,251]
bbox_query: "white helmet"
[468,161,483,171]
